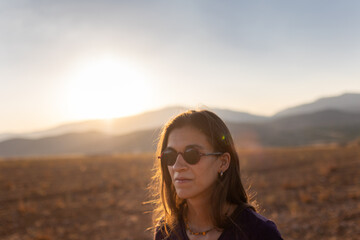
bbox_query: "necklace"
[185,221,214,236]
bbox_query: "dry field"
[0,144,359,240]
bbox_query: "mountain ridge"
[0,106,268,142]
[274,93,360,118]
[1,92,360,157]
[2,92,359,143]
[1,109,360,157]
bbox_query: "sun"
[65,56,151,120]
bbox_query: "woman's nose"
[172,153,187,171]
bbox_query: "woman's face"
[166,125,222,201]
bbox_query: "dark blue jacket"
[155,206,283,240]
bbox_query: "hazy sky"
[1,0,360,133]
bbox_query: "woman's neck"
[185,197,213,230]
[185,198,237,231]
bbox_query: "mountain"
[1,92,360,157]
[274,93,360,118]
[2,92,358,143]
[229,109,360,147]
[0,133,18,142]
[0,106,268,142]
[0,130,159,158]
[1,109,360,157]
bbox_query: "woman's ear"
[218,152,231,173]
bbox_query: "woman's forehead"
[167,126,212,149]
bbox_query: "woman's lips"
[174,178,192,184]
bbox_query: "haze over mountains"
[0,106,268,142]
[274,93,360,118]
[1,93,359,157]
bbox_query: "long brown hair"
[149,110,254,236]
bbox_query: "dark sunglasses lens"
[184,148,201,164]
[162,150,177,166]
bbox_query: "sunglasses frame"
[158,148,223,166]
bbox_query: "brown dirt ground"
[0,145,359,240]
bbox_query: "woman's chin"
[175,189,193,199]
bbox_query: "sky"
[1,0,360,133]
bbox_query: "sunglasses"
[158,148,223,166]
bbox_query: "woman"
[150,110,283,240]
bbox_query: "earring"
[220,171,224,177]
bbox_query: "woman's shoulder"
[225,206,283,240]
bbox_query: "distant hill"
[1,92,360,157]
[229,109,360,147]
[1,109,360,157]
[2,92,359,143]
[0,133,18,142]
[0,130,159,158]
[0,106,268,142]
[3,92,359,143]
[274,93,360,118]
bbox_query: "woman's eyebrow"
[164,144,204,151]
[186,144,204,149]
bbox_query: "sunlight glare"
[66,56,151,120]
